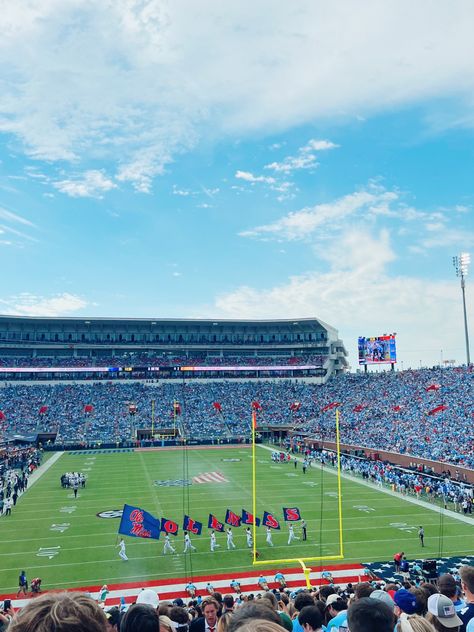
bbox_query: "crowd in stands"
[0,354,324,369]
[0,446,40,517]
[0,366,472,467]
[3,565,474,632]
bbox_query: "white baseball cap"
[136,589,159,609]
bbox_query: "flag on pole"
[118,504,161,539]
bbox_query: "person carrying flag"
[245,527,253,548]
[117,538,128,561]
[183,531,197,553]
[226,527,236,550]
[210,530,220,552]
[163,533,176,555]
[288,523,299,544]
[266,527,274,547]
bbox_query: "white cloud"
[54,170,117,198]
[235,170,276,184]
[0,292,87,317]
[302,139,339,152]
[1,3,474,190]
[211,229,473,368]
[265,153,318,174]
[0,207,35,227]
[240,186,397,240]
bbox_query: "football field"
[1,445,473,594]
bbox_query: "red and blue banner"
[241,509,260,527]
[283,507,301,521]
[262,511,281,530]
[208,514,225,531]
[118,504,161,540]
[160,517,179,536]
[183,515,202,535]
[225,509,242,527]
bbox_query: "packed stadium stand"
[0,315,347,380]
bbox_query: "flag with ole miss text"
[118,504,161,540]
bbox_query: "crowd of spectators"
[0,354,324,369]
[0,366,472,466]
[3,565,474,632]
[0,446,40,517]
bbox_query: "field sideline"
[0,445,473,596]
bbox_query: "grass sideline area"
[1,445,473,595]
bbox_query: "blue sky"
[0,1,473,369]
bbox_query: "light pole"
[453,253,471,365]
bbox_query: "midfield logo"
[153,479,192,487]
[97,510,124,519]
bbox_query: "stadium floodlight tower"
[453,252,471,366]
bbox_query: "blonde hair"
[8,592,107,632]
[236,620,285,632]
[397,614,436,632]
[217,612,233,632]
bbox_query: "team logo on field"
[96,510,124,519]
[192,471,229,484]
[221,458,241,462]
[153,479,192,487]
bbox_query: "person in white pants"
[288,524,300,545]
[245,527,253,548]
[226,528,236,549]
[118,538,128,561]
[183,531,197,553]
[266,527,274,547]
[163,534,176,554]
[210,530,220,552]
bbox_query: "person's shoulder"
[189,617,205,632]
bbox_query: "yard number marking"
[50,523,70,533]
[37,546,60,559]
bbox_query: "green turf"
[0,445,473,593]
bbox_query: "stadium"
[1,312,473,625]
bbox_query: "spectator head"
[261,592,278,610]
[426,594,462,632]
[394,589,420,616]
[8,592,108,632]
[159,616,174,632]
[298,605,324,632]
[233,622,284,632]
[396,614,437,632]
[227,602,282,632]
[370,589,395,610]
[201,599,219,628]
[324,594,346,620]
[347,597,394,632]
[217,612,232,632]
[437,575,458,601]
[409,588,428,615]
[120,604,160,632]
[354,582,374,600]
[420,584,439,598]
[223,595,235,611]
[168,606,189,632]
[136,589,160,610]
[294,592,315,612]
[460,566,474,598]
[105,607,122,632]
[317,586,336,603]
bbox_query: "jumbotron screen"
[358,334,397,365]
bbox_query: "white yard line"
[259,445,474,526]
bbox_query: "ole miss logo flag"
[242,509,261,527]
[160,517,179,536]
[208,514,225,531]
[225,509,242,527]
[283,507,301,521]
[183,515,202,535]
[118,504,161,540]
[262,511,280,530]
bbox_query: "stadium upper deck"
[0,315,348,381]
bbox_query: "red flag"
[428,404,448,416]
[251,401,262,411]
[289,401,301,412]
[39,405,48,415]
[392,405,402,412]
[353,404,366,413]
[213,402,222,413]
[0,411,6,421]
[426,384,441,391]
[84,404,94,413]
[321,401,341,413]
